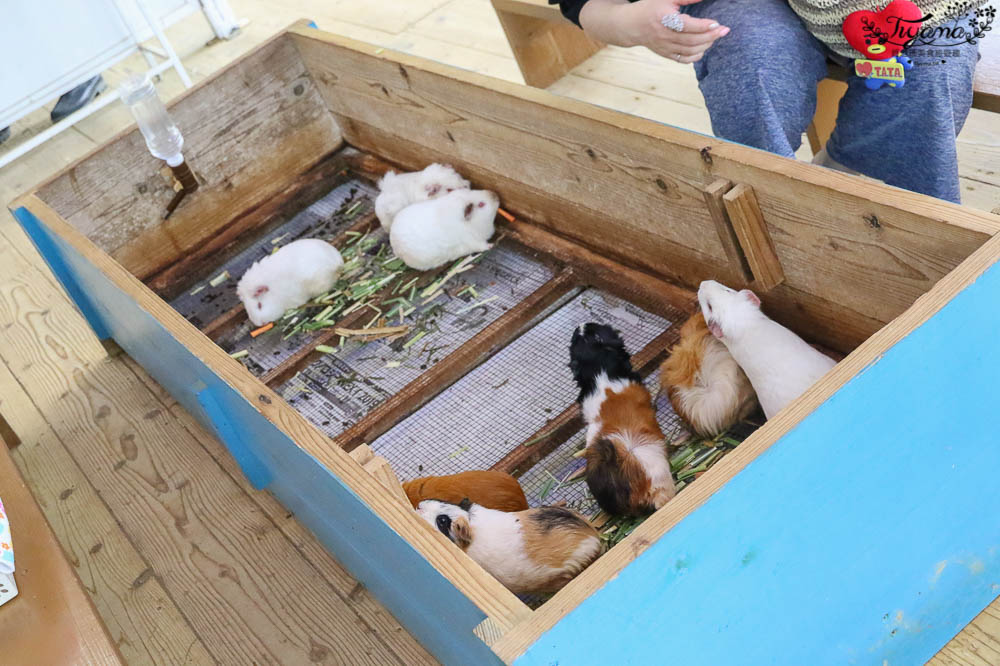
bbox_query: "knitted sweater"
[787,0,975,58]
[551,0,975,59]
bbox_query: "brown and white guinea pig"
[374,163,470,231]
[660,311,759,438]
[698,280,837,420]
[236,239,344,327]
[570,323,676,517]
[402,470,529,512]
[417,499,601,595]
[389,189,500,271]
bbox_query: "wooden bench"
[0,433,123,665]
[491,0,1000,153]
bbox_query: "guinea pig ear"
[451,517,472,549]
[458,497,473,511]
[740,289,762,308]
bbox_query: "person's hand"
[580,0,729,63]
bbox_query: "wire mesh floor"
[370,290,673,483]
[169,177,377,329]
[279,243,556,436]
[517,372,690,515]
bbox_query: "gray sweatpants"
[683,0,979,202]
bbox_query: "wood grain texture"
[37,33,343,282]
[364,456,411,507]
[292,28,1000,353]
[15,193,531,634]
[0,427,124,666]
[933,600,1000,666]
[973,35,1000,114]
[504,219,699,316]
[118,356,439,666]
[491,0,603,88]
[338,269,579,449]
[148,150,356,299]
[493,226,1000,665]
[0,232,412,665]
[723,183,785,291]
[702,178,752,285]
[0,267,212,665]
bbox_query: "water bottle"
[119,73,184,167]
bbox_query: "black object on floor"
[51,75,107,123]
[0,127,9,145]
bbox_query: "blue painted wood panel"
[516,261,1000,664]
[12,205,503,666]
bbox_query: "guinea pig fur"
[389,189,500,271]
[660,311,758,438]
[402,470,529,512]
[698,280,837,420]
[570,323,676,516]
[416,499,602,595]
[237,239,344,327]
[374,163,470,230]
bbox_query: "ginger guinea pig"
[237,239,343,327]
[402,470,529,512]
[660,311,758,438]
[698,280,836,420]
[570,323,676,517]
[417,499,601,595]
[389,189,499,271]
[374,163,470,230]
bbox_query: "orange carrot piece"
[497,207,515,223]
[250,322,274,337]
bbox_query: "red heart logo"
[842,0,924,60]
[856,61,873,76]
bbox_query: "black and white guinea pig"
[570,323,676,517]
[416,499,602,595]
[374,163,470,230]
[389,189,499,271]
[236,238,343,327]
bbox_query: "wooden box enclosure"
[12,22,1000,665]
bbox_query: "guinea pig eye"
[435,514,452,537]
[477,201,485,208]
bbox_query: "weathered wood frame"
[11,22,1000,665]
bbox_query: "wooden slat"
[147,150,358,299]
[723,183,785,291]
[0,218,417,664]
[364,456,411,507]
[17,193,531,633]
[0,428,124,665]
[491,325,679,477]
[292,28,1000,355]
[491,0,604,88]
[0,356,213,665]
[504,219,698,316]
[37,33,343,281]
[491,218,1000,666]
[118,357,438,666]
[337,269,578,449]
[702,178,752,285]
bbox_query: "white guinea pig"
[417,499,602,595]
[374,163,470,230]
[236,239,344,327]
[698,280,836,420]
[389,189,499,271]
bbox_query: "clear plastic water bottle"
[119,73,184,167]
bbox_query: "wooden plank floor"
[0,1,997,664]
